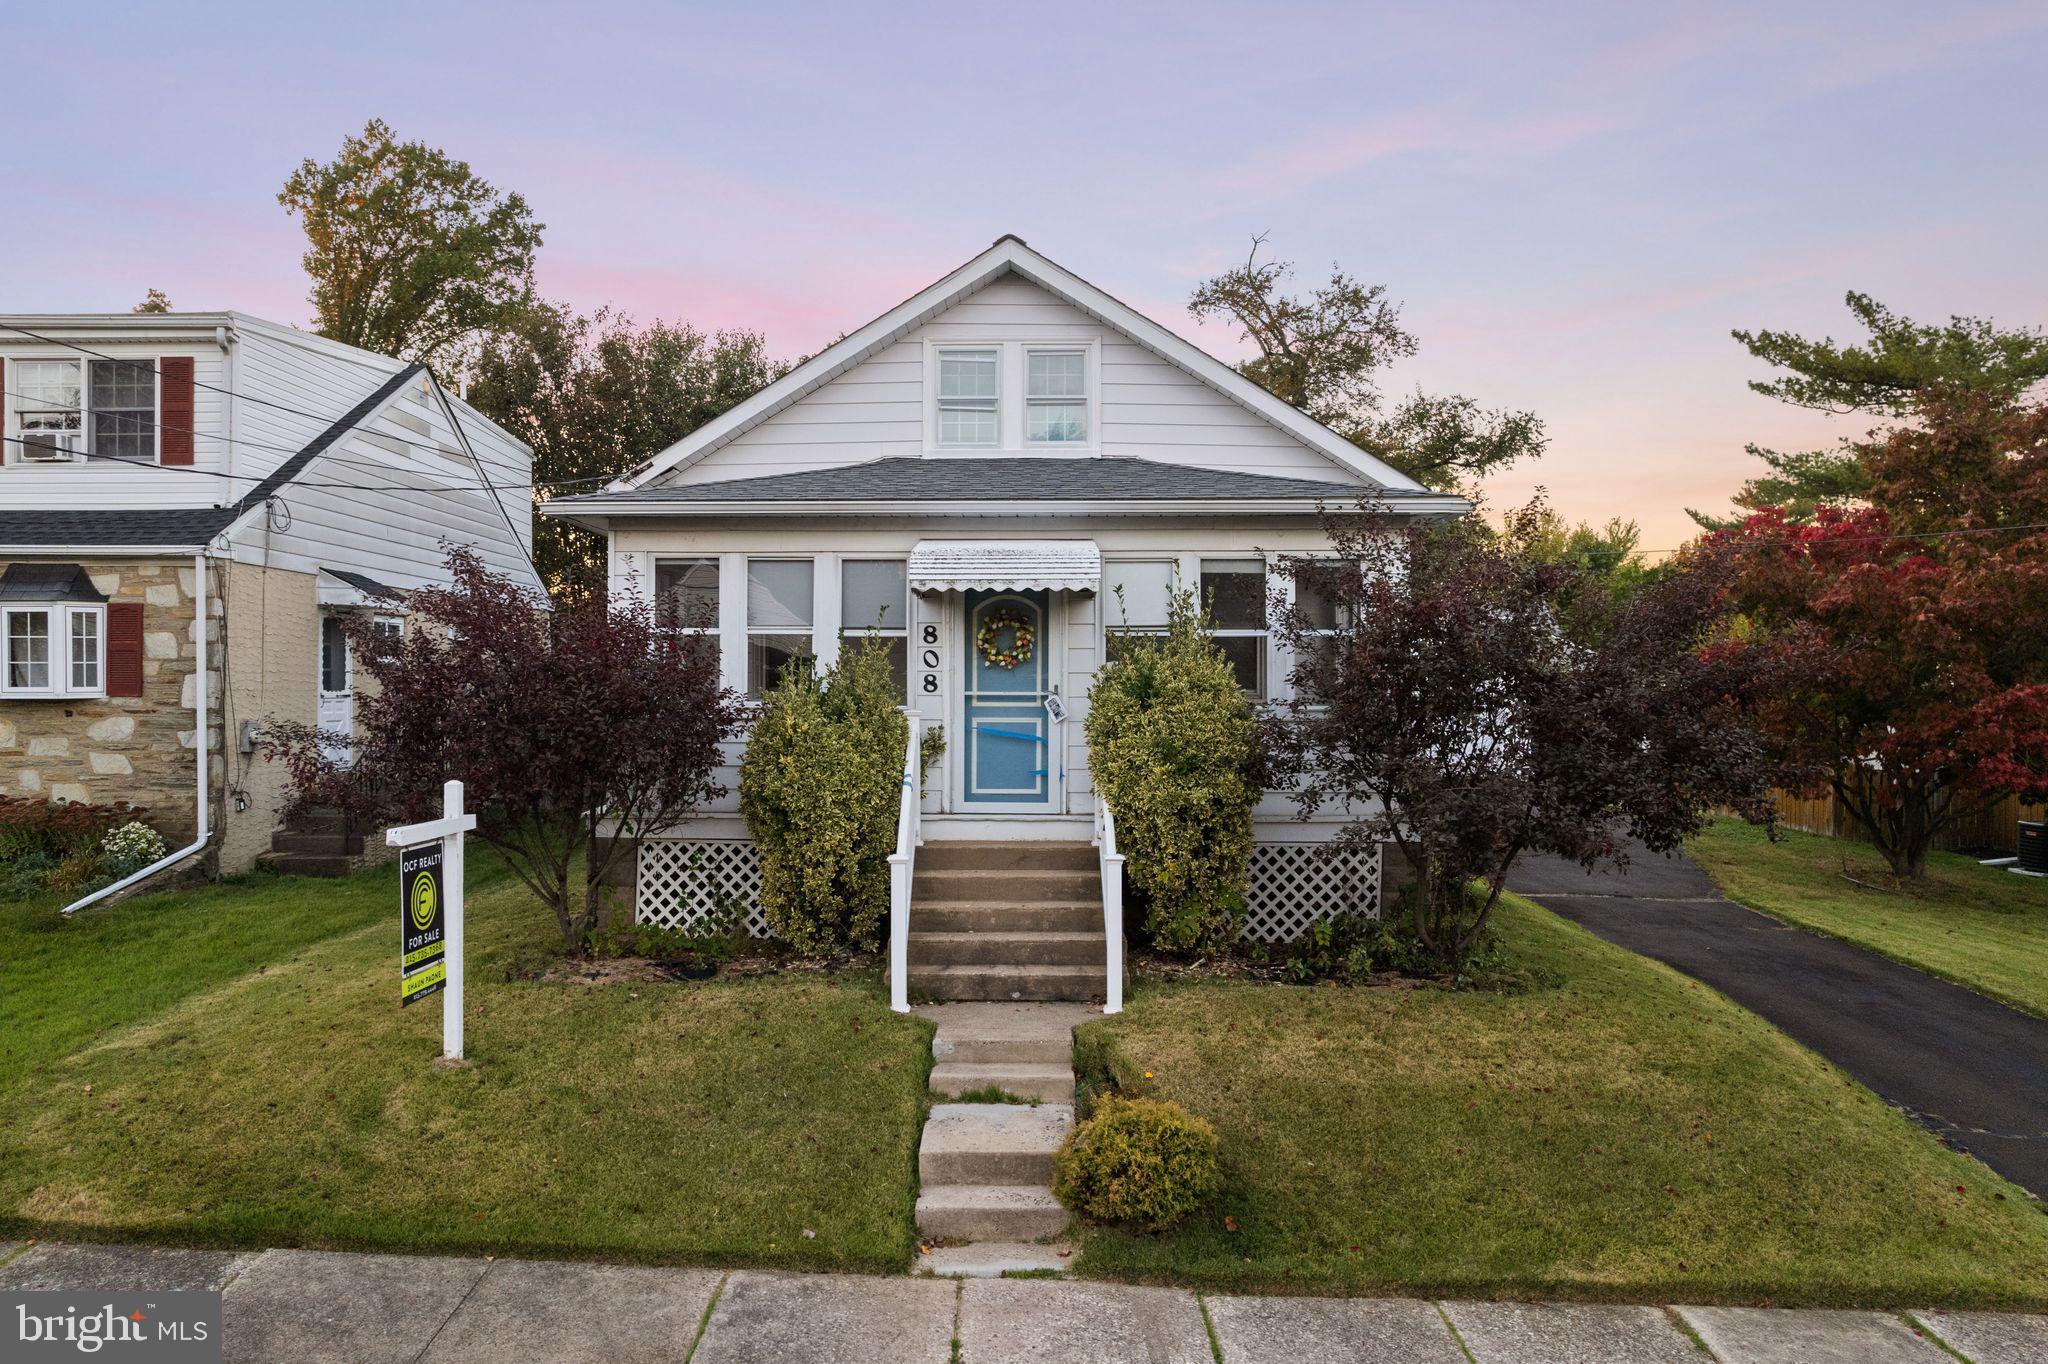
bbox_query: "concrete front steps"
[255,809,363,878]
[907,842,1110,1003]
[914,1002,1094,1276]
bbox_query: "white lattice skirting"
[1243,841,1383,943]
[634,839,769,937]
[633,836,1381,944]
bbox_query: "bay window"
[2,605,103,697]
[839,559,907,697]
[1200,558,1268,699]
[746,558,814,697]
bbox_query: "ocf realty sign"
[8,1291,219,1360]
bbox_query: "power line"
[0,321,438,434]
[0,432,616,496]
[0,378,548,485]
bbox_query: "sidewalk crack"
[407,1257,494,1364]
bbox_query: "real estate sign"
[400,841,446,1006]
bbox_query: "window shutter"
[160,356,195,464]
[107,602,145,696]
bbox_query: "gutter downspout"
[64,550,212,914]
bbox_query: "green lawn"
[0,855,933,1272]
[1690,819,2048,1018]
[1073,895,2048,1308]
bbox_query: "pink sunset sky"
[7,1,2045,549]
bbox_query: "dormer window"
[936,348,999,447]
[1026,349,1087,444]
[8,356,158,463]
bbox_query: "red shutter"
[107,602,145,697]
[160,356,195,465]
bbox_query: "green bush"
[1084,590,1258,952]
[1053,1095,1222,1231]
[0,795,151,903]
[739,634,910,955]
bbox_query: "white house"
[544,237,1467,998]
[0,311,543,893]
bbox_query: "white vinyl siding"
[671,275,1366,485]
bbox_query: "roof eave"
[541,494,1472,525]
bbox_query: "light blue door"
[963,590,1053,807]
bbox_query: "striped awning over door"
[906,539,1101,594]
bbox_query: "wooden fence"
[1769,786,2046,854]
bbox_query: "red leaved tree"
[266,547,744,952]
[1271,505,1784,967]
[1710,392,2048,876]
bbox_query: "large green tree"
[465,302,785,599]
[280,119,543,365]
[1189,239,1545,491]
[1690,292,2048,529]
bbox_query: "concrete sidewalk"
[4,1241,2044,1363]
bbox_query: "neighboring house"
[544,237,1468,995]
[0,312,543,891]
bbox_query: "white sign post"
[387,780,478,1061]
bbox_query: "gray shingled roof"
[559,457,1412,506]
[0,363,426,551]
[0,507,239,548]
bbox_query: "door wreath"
[975,609,1035,669]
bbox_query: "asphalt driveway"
[1509,846,2048,1199]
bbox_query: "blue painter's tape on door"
[963,589,1053,806]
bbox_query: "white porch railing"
[1093,797,1126,1014]
[887,715,924,1014]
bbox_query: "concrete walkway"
[3,1240,2044,1363]
[1508,845,2048,1198]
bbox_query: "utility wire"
[0,382,561,490]
[0,430,614,493]
[0,320,453,434]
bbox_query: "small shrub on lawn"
[741,631,914,955]
[1085,590,1259,953]
[0,795,155,901]
[1054,1095,1222,1232]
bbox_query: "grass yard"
[1074,894,2048,1308]
[0,855,933,1273]
[1690,819,2048,1018]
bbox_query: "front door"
[962,590,1054,808]
[317,613,354,766]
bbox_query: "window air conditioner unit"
[19,432,81,461]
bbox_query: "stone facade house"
[0,312,543,898]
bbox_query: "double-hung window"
[1288,564,1350,693]
[746,559,814,698]
[936,349,999,447]
[654,558,721,663]
[14,360,84,460]
[1201,558,1268,699]
[839,559,908,698]
[90,360,157,462]
[1102,560,1176,665]
[9,357,158,463]
[1025,349,1087,444]
[3,605,103,697]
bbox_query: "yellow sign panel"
[401,959,446,1003]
